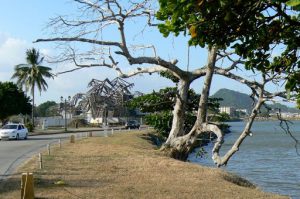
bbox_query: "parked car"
[0,123,28,140]
[125,120,140,129]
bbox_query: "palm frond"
[11,48,53,95]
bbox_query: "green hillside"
[211,88,299,113]
[211,88,253,111]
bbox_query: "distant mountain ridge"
[211,88,299,113]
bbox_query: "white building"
[219,106,236,116]
[236,108,248,115]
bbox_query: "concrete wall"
[36,117,73,128]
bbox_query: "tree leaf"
[286,0,300,6]
[189,25,197,38]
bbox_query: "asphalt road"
[0,131,108,181]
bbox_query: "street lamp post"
[61,96,71,132]
[103,104,108,127]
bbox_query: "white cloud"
[0,33,30,82]
[0,33,176,105]
[0,33,53,76]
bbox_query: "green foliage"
[144,112,198,138]
[145,112,173,138]
[25,122,34,132]
[159,71,179,83]
[157,0,300,106]
[12,48,54,124]
[127,87,221,138]
[0,82,31,123]
[286,0,300,9]
[127,87,177,113]
[210,112,230,122]
[12,48,53,95]
[36,101,58,117]
[158,0,278,47]
[127,87,219,113]
[195,147,208,158]
[157,0,299,49]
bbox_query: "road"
[0,131,108,181]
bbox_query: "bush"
[145,112,172,138]
[144,111,197,139]
[25,122,34,132]
[69,119,88,128]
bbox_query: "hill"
[211,88,253,111]
[211,88,299,113]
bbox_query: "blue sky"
[0,1,290,106]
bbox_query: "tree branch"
[34,37,122,47]
[212,87,266,167]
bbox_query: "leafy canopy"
[36,101,58,117]
[157,0,299,105]
[157,0,299,48]
[0,82,31,123]
[127,87,222,137]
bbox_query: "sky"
[0,1,292,107]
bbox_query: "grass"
[0,130,289,199]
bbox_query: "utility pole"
[61,96,71,132]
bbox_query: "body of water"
[188,121,300,199]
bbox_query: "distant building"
[271,112,300,119]
[236,109,248,115]
[219,106,236,117]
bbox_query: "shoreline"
[0,130,288,199]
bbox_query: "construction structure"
[71,77,138,125]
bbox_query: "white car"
[0,123,28,140]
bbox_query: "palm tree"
[12,48,53,127]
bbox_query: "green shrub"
[25,122,34,132]
[69,119,88,128]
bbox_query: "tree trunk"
[196,47,217,124]
[165,80,190,144]
[161,47,218,160]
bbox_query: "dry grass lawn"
[0,131,289,199]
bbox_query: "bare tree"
[35,0,292,167]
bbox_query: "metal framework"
[71,77,134,119]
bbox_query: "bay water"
[188,121,300,199]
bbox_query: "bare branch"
[216,50,235,61]
[276,110,300,155]
[34,37,121,47]
[74,0,101,9]
[214,68,261,90]
[120,65,168,78]
[212,87,266,167]
[143,10,160,26]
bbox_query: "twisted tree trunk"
[161,47,218,160]
[165,79,190,143]
[212,89,265,167]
